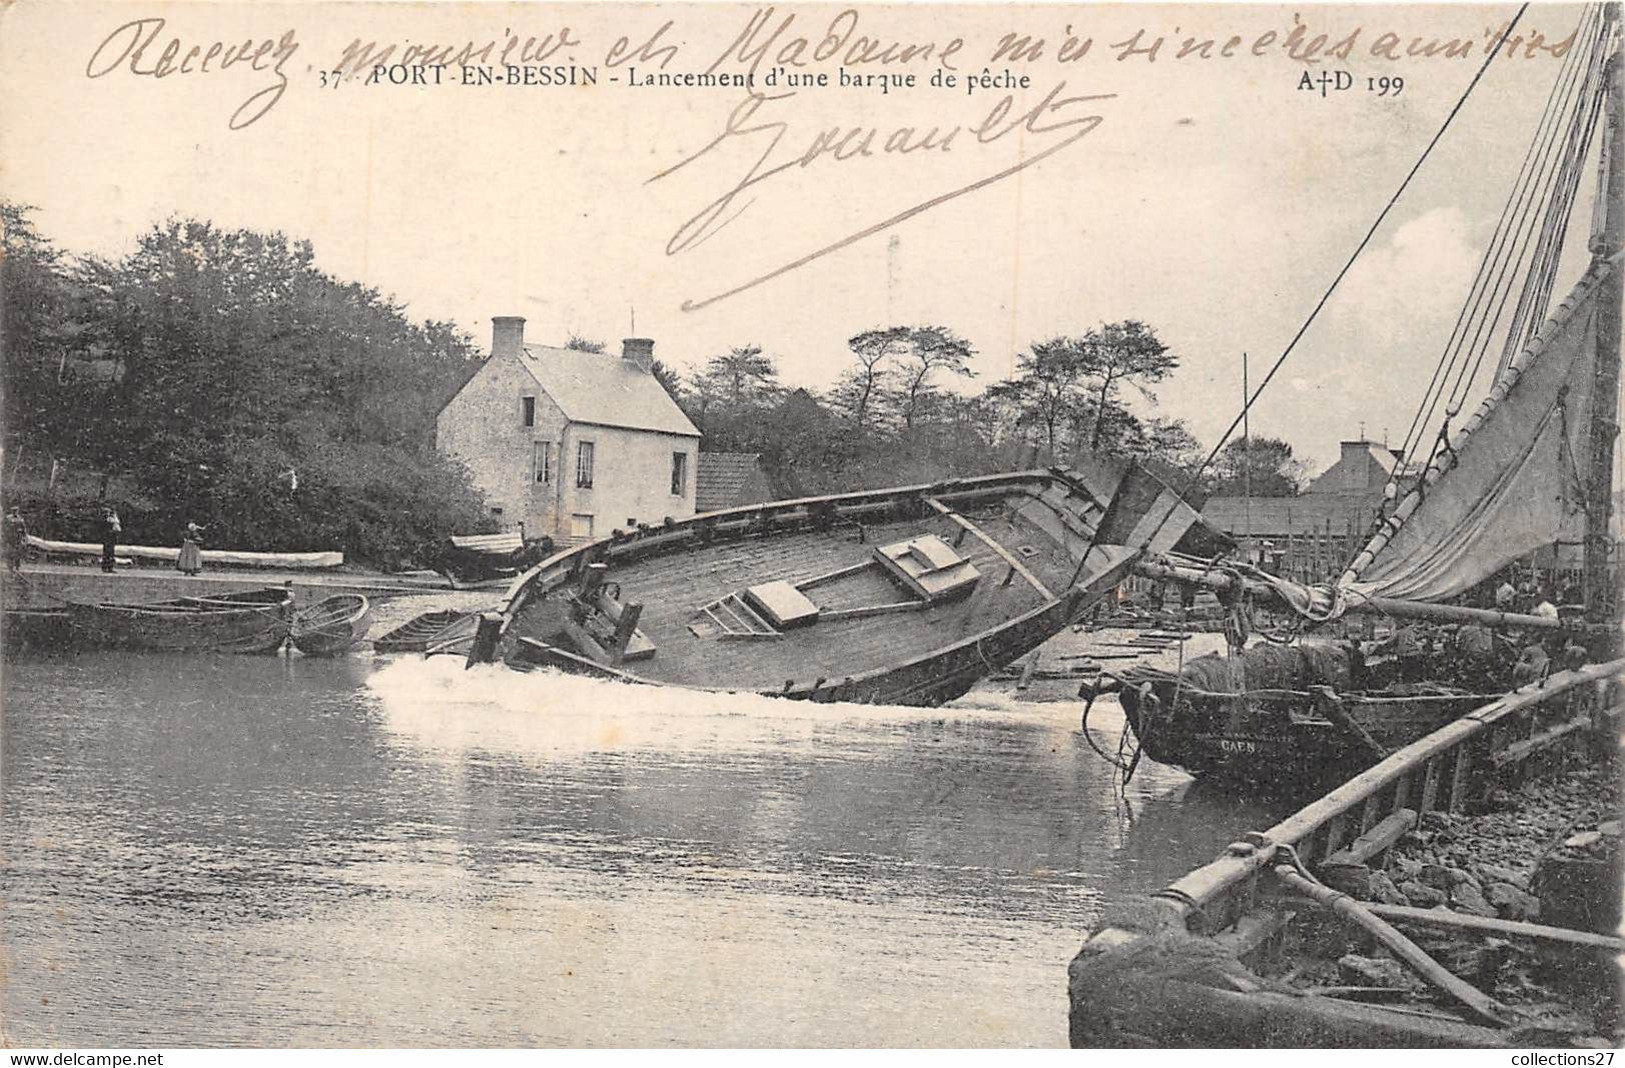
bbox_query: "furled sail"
[1339,255,1617,601]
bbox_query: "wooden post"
[609,602,643,664]
[1585,3,1624,625]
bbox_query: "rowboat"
[65,587,294,653]
[2,608,72,653]
[468,463,1225,706]
[290,594,372,656]
[373,609,472,654]
[1068,659,1623,1048]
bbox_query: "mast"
[1584,2,1624,624]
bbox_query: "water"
[1,647,1282,1047]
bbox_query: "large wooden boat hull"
[290,594,372,656]
[65,588,294,654]
[487,465,1218,706]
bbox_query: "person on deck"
[177,521,206,576]
[99,507,121,573]
[3,507,28,573]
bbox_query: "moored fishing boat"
[1092,641,1505,789]
[290,594,372,656]
[467,462,1225,706]
[65,587,294,653]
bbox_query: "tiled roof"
[517,345,699,437]
[696,452,772,513]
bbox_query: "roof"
[516,345,699,437]
[696,452,774,513]
[1306,441,1400,496]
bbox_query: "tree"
[1210,435,1307,497]
[895,325,974,429]
[832,326,907,431]
[988,336,1093,457]
[1079,320,1177,452]
[650,358,684,401]
[684,345,784,449]
[564,333,606,353]
[695,344,780,406]
[1,201,82,459]
[27,216,490,561]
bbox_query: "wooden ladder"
[694,592,782,640]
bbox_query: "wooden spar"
[1158,658,1625,913]
[1363,903,1625,953]
[1584,3,1624,624]
[1133,558,1611,634]
[1271,864,1510,1027]
[924,497,1054,598]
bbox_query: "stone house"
[436,317,701,544]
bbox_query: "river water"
[2,642,1282,1048]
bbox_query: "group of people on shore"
[1,506,208,576]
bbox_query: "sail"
[1340,255,1617,601]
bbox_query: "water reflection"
[4,649,1260,1047]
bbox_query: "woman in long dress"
[177,521,205,575]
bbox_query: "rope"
[1133,4,1531,559]
[1395,5,1598,471]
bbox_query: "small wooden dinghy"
[373,609,471,654]
[66,587,294,654]
[290,594,372,656]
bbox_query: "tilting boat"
[466,462,1224,706]
[373,609,472,654]
[1069,659,1624,1048]
[290,594,372,656]
[65,587,294,653]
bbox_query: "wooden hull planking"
[290,594,372,656]
[1118,686,1495,787]
[65,588,294,654]
[493,468,1162,704]
[1070,659,1625,1048]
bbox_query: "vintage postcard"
[2,0,1620,1052]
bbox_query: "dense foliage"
[2,205,492,567]
[666,321,1306,502]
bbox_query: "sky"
[0,1,1608,474]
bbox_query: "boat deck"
[514,504,1087,692]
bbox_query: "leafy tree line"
[3,204,1310,567]
[657,323,1310,501]
[2,203,492,568]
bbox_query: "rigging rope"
[1395,6,1610,491]
[1394,5,1600,473]
[1132,4,1532,560]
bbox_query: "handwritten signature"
[86,18,299,131]
[651,81,1112,311]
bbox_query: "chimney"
[491,316,526,359]
[621,337,655,372]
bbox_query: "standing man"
[3,507,27,573]
[99,506,121,573]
